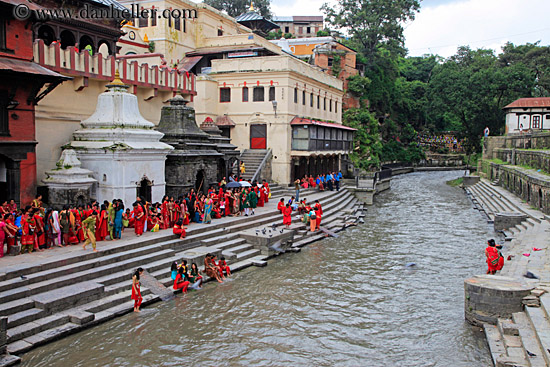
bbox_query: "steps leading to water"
[1,186,363,355]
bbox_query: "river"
[22,171,494,366]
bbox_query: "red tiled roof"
[504,97,550,109]
[216,115,236,127]
[290,117,356,131]
[178,56,202,72]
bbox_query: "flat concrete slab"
[31,281,104,312]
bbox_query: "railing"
[252,148,272,183]
[34,39,197,95]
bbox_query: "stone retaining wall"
[464,275,534,326]
[495,148,550,173]
[483,132,550,160]
[488,163,550,214]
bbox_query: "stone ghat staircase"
[484,293,550,367]
[0,186,363,356]
[464,179,550,366]
[239,149,269,181]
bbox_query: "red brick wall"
[0,19,34,61]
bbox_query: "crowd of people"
[416,133,463,152]
[294,171,343,192]
[279,197,323,232]
[0,176,272,257]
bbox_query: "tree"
[204,0,272,19]
[322,0,420,66]
[343,109,383,171]
[427,46,534,154]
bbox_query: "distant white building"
[504,97,550,134]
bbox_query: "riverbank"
[464,178,550,366]
[0,185,364,365]
[20,171,493,367]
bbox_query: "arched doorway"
[60,30,75,50]
[36,25,56,45]
[195,170,205,193]
[79,35,94,54]
[98,40,111,56]
[137,177,152,203]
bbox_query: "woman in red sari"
[257,185,265,208]
[173,218,187,238]
[262,180,270,203]
[132,268,144,312]
[133,202,145,236]
[485,239,501,275]
[161,196,169,230]
[95,204,109,241]
[173,266,190,292]
[283,203,292,228]
[21,206,36,254]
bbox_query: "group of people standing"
[0,195,129,256]
[0,177,272,258]
[295,172,343,194]
[279,197,323,232]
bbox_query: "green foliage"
[266,29,282,40]
[380,140,425,163]
[446,177,464,187]
[331,55,341,77]
[347,74,371,100]
[205,0,271,18]
[316,29,330,37]
[322,0,420,64]
[148,41,155,53]
[343,109,383,171]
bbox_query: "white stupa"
[68,72,173,204]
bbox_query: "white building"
[504,98,550,134]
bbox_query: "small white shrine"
[67,72,173,204]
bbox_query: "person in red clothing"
[21,206,36,254]
[173,218,187,238]
[95,204,109,241]
[277,198,285,213]
[283,203,292,228]
[485,239,501,275]
[133,202,145,236]
[262,180,270,203]
[217,256,231,277]
[314,204,322,231]
[173,266,190,292]
[132,268,144,312]
[161,196,169,230]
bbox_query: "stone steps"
[513,311,548,367]
[3,187,363,356]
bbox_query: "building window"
[0,18,5,50]
[329,100,332,112]
[298,27,303,34]
[335,101,338,113]
[218,29,223,36]
[294,88,298,103]
[183,19,186,32]
[151,14,157,27]
[269,86,275,101]
[253,86,264,102]
[315,27,319,33]
[220,87,231,102]
[317,95,320,109]
[0,91,9,136]
[174,17,181,30]
[533,115,541,129]
[324,97,326,110]
[310,93,313,107]
[306,26,311,34]
[168,15,172,28]
[138,17,148,27]
[302,90,306,105]
[328,58,333,67]
[285,26,289,33]
[242,87,249,102]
